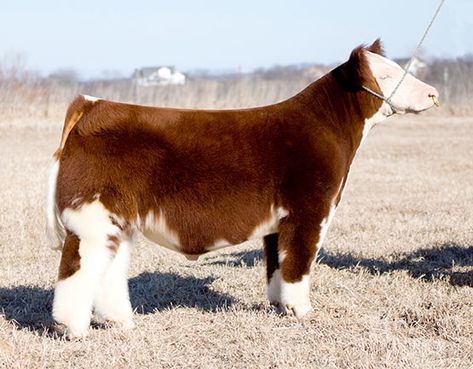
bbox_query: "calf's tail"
[46,158,65,250]
[46,94,96,250]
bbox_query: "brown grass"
[0,112,472,368]
[1,65,472,124]
[0,77,316,123]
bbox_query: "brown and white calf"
[46,40,439,337]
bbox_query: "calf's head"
[364,49,439,115]
[334,40,439,120]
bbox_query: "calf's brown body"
[57,57,379,277]
[49,40,440,337]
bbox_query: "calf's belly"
[139,204,288,259]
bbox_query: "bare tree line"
[424,56,473,111]
[0,55,471,120]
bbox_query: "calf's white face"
[365,51,439,115]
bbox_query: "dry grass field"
[0,110,472,368]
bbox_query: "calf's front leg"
[264,205,336,318]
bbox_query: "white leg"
[266,269,282,304]
[53,200,121,338]
[53,239,113,338]
[267,269,292,315]
[94,239,135,330]
[279,275,312,318]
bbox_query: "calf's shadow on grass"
[318,242,473,287]
[0,271,235,337]
[2,242,470,337]
[208,242,473,287]
[129,271,235,314]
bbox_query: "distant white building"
[133,66,186,86]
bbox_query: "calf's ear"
[367,38,384,56]
[332,45,372,91]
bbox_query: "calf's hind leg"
[53,201,121,338]
[94,237,135,330]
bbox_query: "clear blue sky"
[1,0,471,78]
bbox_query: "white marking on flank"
[141,210,181,252]
[248,205,289,240]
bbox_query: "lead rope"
[362,0,446,110]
